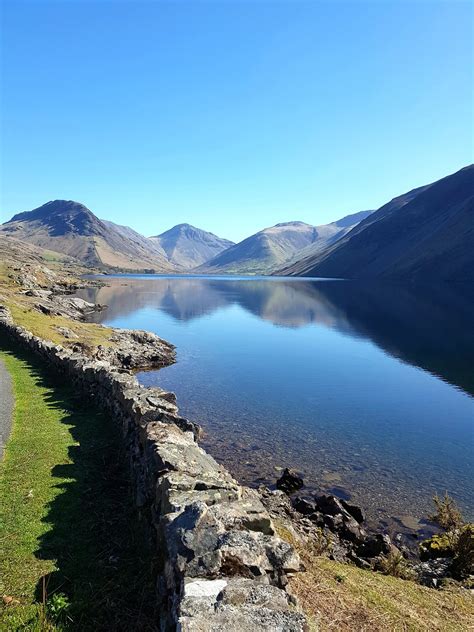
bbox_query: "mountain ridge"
[197,212,373,274]
[279,165,474,280]
[1,200,175,272]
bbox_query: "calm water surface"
[81,276,474,535]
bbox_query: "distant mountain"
[0,200,175,272]
[279,165,474,281]
[198,213,373,274]
[150,223,234,269]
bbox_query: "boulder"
[340,499,365,524]
[357,534,393,558]
[314,494,349,518]
[276,469,304,495]
[340,516,366,544]
[291,496,317,515]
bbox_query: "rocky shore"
[1,250,472,629]
[0,299,308,631]
[260,480,466,590]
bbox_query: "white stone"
[184,579,228,599]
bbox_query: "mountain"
[149,223,234,269]
[198,213,373,274]
[0,200,175,272]
[279,166,474,280]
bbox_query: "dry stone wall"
[0,305,307,631]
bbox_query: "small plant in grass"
[377,551,416,580]
[46,592,71,624]
[430,492,463,531]
[308,527,331,556]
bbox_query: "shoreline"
[1,254,472,629]
[0,290,308,629]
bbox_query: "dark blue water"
[81,276,474,534]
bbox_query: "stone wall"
[0,306,307,631]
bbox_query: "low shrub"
[451,524,474,580]
[377,551,416,581]
[430,492,463,531]
[419,533,454,561]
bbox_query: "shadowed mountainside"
[280,165,474,281]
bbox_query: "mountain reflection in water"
[80,276,474,533]
[83,276,474,397]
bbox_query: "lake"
[80,276,474,537]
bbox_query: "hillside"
[198,212,372,274]
[0,200,175,272]
[280,166,474,280]
[150,223,234,269]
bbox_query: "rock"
[340,499,365,524]
[340,516,366,544]
[348,552,371,569]
[413,557,452,587]
[96,327,176,369]
[179,602,307,631]
[291,496,317,515]
[323,514,343,531]
[276,469,304,495]
[24,288,52,299]
[314,494,350,519]
[184,578,228,599]
[56,326,79,339]
[357,534,393,558]
[35,302,55,315]
[179,579,300,630]
[217,578,290,609]
[308,512,325,527]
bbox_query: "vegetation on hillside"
[275,521,474,631]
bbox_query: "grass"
[6,302,113,348]
[0,334,160,631]
[0,251,113,351]
[275,522,474,631]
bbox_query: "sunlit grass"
[0,336,159,631]
[274,521,473,631]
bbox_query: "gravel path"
[0,357,13,459]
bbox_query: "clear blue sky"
[1,0,472,242]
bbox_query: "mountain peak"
[273,221,311,228]
[150,223,234,269]
[8,199,94,224]
[1,199,174,272]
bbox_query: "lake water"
[80,276,474,536]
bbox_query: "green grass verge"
[0,334,159,631]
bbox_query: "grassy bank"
[275,523,474,631]
[0,334,159,631]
